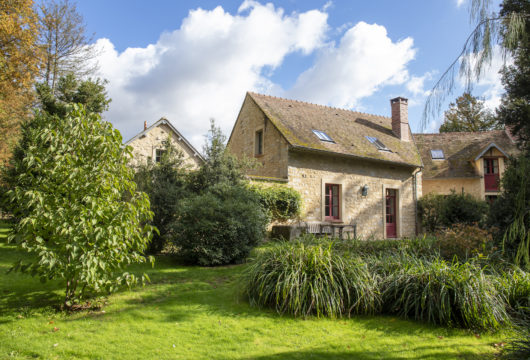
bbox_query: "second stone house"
[227,92,423,239]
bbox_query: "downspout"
[412,168,422,236]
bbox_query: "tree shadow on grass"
[233,347,497,360]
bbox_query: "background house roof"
[414,130,518,179]
[247,92,422,167]
[124,117,204,161]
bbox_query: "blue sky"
[75,0,505,148]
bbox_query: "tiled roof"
[247,92,422,167]
[414,130,519,179]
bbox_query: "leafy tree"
[188,119,252,192]
[439,92,498,132]
[423,0,528,125]
[4,105,154,308]
[134,138,188,254]
[36,73,111,117]
[489,154,530,269]
[0,0,41,167]
[39,0,97,91]
[171,120,266,265]
[497,0,530,150]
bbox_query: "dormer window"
[431,149,444,160]
[366,136,390,151]
[312,129,334,142]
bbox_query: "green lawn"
[0,222,510,359]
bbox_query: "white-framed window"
[430,149,444,159]
[366,136,390,151]
[312,129,334,142]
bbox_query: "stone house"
[413,130,519,203]
[124,117,204,168]
[227,92,423,239]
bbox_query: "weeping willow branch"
[421,7,529,130]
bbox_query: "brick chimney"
[144,121,147,131]
[391,97,410,142]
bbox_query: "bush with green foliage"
[172,184,267,266]
[382,259,509,330]
[3,105,154,308]
[171,120,266,265]
[434,223,495,261]
[243,241,381,317]
[134,138,188,254]
[488,154,530,269]
[418,191,489,232]
[249,184,301,222]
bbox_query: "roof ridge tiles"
[248,91,390,119]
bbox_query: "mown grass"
[0,222,512,359]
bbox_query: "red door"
[484,158,499,191]
[385,189,397,238]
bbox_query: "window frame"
[312,129,334,142]
[430,149,445,160]
[155,149,166,163]
[365,136,390,151]
[255,129,264,156]
[324,183,341,220]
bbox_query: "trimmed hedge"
[249,185,301,222]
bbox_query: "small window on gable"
[155,149,166,163]
[431,149,445,160]
[366,136,390,151]
[312,129,334,142]
[255,130,263,156]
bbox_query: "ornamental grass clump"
[497,268,530,325]
[383,259,510,330]
[243,241,380,318]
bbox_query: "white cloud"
[95,3,423,150]
[459,45,511,110]
[287,22,416,109]
[95,2,328,148]
[456,0,466,8]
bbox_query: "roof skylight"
[431,149,445,159]
[312,129,334,142]
[366,136,390,151]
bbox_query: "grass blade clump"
[497,268,530,326]
[383,259,510,330]
[243,241,380,317]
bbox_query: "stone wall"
[288,151,420,239]
[227,96,289,180]
[127,123,202,169]
[422,178,482,199]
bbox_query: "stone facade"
[422,147,507,201]
[227,97,289,180]
[288,151,420,238]
[126,120,203,169]
[227,94,422,239]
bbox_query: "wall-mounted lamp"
[362,185,369,196]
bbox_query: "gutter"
[290,145,422,169]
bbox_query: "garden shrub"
[434,223,495,261]
[249,185,302,222]
[243,241,381,317]
[134,138,188,254]
[382,259,509,330]
[418,192,488,232]
[3,105,154,308]
[488,155,530,270]
[417,193,447,232]
[172,184,267,266]
[170,120,267,266]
